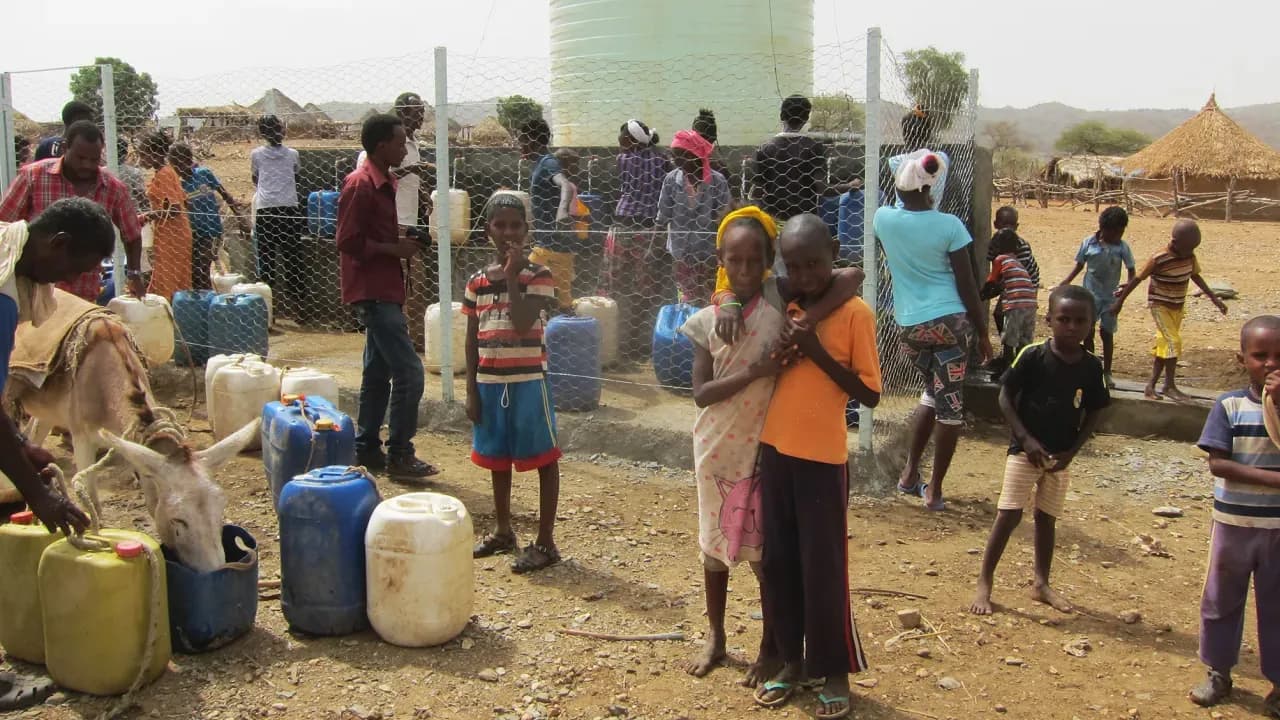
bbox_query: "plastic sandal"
[473,532,517,558]
[753,680,795,709]
[816,692,852,720]
[511,543,561,574]
[0,672,55,712]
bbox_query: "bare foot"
[970,578,995,615]
[743,652,782,688]
[1030,583,1074,613]
[686,636,727,677]
[1144,383,1161,400]
[1164,386,1191,403]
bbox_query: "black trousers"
[759,443,868,679]
[254,206,303,318]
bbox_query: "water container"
[163,525,258,654]
[278,466,380,635]
[280,366,340,403]
[211,271,243,295]
[262,396,356,505]
[653,304,696,392]
[366,493,473,647]
[209,293,269,358]
[0,511,61,663]
[172,290,215,366]
[231,281,275,327]
[428,189,471,245]
[40,530,171,696]
[205,353,263,421]
[819,194,841,240]
[210,358,280,447]
[837,190,865,263]
[572,296,620,367]
[107,294,176,366]
[546,315,601,411]
[307,190,340,239]
[424,302,467,375]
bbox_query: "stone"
[866,598,884,609]
[1119,610,1142,625]
[994,705,1007,713]
[1063,638,1092,657]
[938,676,962,690]
[915,668,930,678]
[924,569,939,577]
[45,692,68,706]
[479,669,500,683]
[1100,561,1115,569]
[855,678,879,688]
[916,648,932,659]
[460,638,475,650]
[1152,506,1183,518]
[897,608,922,630]
[1004,657,1025,666]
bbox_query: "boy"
[1189,315,1280,712]
[986,205,1041,334]
[1112,219,1229,401]
[984,228,1039,373]
[753,214,880,720]
[1057,206,1135,388]
[518,118,576,312]
[969,285,1110,616]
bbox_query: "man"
[0,121,145,301]
[337,113,438,481]
[33,100,94,162]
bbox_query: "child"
[1112,219,1229,401]
[1189,315,1280,712]
[986,206,1041,334]
[170,143,248,291]
[969,284,1110,616]
[518,118,576,312]
[251,115,301,318]
[679,206,860,683]
[657,130,731,307]
[1057,206,1135,387]
[753,214,881,720]
[983,228,1039,372]
[137,131,193,301]
[466,191,563,574]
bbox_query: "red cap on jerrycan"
[9,510,34,524]
[115,540,145,559]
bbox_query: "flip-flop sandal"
[816,692,851,720]
[0,671,55,711]
[511,543,561,574]
[473,532,517,558]
[753,680,795,709]
[897,477,923,495]
[919,482,946,512]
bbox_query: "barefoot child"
[753,214,881,720]
[1112,219,1229,401]
[679,206,859,683]
[986,206,1041,337]
[1188,315,1280,712]
[969,285,1110,616]
[1057,207,1134,388]
[466,191,563,574]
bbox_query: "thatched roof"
[1050,155,1127,184]
[177,103,254,118]
[1122,95,1280,180]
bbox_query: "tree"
[496,95,544,135]
[902,47,969,136]
[69,58,159,133]
[1055,121,1150,155]
[983,121,1029,152]
[808,94,865,134]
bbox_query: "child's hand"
[1109,299,1124,316]
[715,304,744,345]
[502,246,526,280]
[1022,437,1053,470]
[1265,370,1280,408]
[1049,449,1076,473]
[783,318,822,357]
[466,392,481,425]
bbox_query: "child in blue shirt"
[1057,207,1135,387]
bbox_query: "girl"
[250,115,301,318]
[465,191,563,574]
[170,143,248,291]
[138,131,193,301]
[656,130,731,306]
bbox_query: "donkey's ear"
[97,429,169,478]
[195,418,260,471]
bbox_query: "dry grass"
[1123,94,1280,180]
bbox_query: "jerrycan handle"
[344,466,383,499]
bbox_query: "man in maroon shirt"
[337,113,437,481]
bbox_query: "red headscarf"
[671,129,713,183]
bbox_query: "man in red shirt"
[337,113,437,481]
[0,121,145,300]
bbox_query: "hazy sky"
[5,0,1278,120]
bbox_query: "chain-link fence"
[0,27,982,459]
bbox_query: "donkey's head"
[97,418,260,573]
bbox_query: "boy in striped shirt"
[984,228,1039,372]
[1189,315,1280,711]
[1113,220,1228,401]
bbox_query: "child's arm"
[785,313,880,407]
[1191,273,1229,314]
[1057,262,1084,288]
[464,313,481,424]
[1207,449,1280,489]
[507,254,552,335]
[948,248,993,363]
[690,342,784,409]
[788,267,864,327]
[997,383,1052,469]
[1049,407,1104,473]
[1111,257,1156,313]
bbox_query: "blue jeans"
[354,301,424,458]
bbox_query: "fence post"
[859,27,881,452]
[966,68,980,142]
[434,46,454,402]
[0,73,14,195]
[100,63,126,296]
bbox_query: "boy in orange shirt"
[752,214,882,720]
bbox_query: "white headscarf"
[625,119,656,146]
[894,148,946,193]
[0,221,56,325]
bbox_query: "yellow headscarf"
[714,206,778,295]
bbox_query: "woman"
[655,130,731,307]
[170,142,247,291]
[138,131,193,301]
[873,151,992,511]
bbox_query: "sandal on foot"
[753,680,795,709]
[0,671,55,711]
[1189,669,1231,707]
[919,482,946,511]
[473,532,517,558]
[897,476,923,496]
[816,693,851,720]
[512,543,561,574]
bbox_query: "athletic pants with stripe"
[760,444,868,678]
[1200,521,1280,684]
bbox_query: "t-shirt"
[987,253,1037,313]
[33,136,63,162]
[250,144,300,209]
[1002,341,1109,455]
[872,207,973,327]
[752,133,826,221]
[529,153,567,251]
[760,297,882,465]
[615,147,668,219]
[0,294,17,397]
[1198,389,1280,529]
[985,234,1040,286]
[1141,249,1201,309]
[462,264,558,384]
[655,169,731,261]
[1074,234,1135,300]
[182,166,225,239]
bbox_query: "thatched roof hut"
[1046,155,1127,188]
[1122,95,1280,180]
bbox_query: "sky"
[5,0,1278,121]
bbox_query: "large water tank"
[549,0,814,147]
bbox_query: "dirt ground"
[8,388,1274,720]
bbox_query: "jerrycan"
[40,530,171,696]
[163,525,259,653]
[262,395,356,506]
[0,510,61,663]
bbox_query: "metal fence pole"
[858,27,881,452]
[967,68,980,142]
[433,46,454,402]
[100,64,126,296]
[0,73,15,194]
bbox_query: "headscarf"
[713,205,778,295]
[894,148,946,193]
[625,119,656,146]
[671,129,713,183]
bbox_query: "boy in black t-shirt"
[970,285,1110,616]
